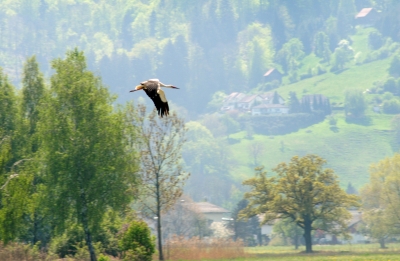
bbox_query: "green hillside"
[227,27,398,190]
[230,113,394,189]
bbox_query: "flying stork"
[130,79,179,117]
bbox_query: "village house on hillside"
[263,68,283,83]
[221,92,288,115]
[236,94,263,111]
[221,92,247,111]
[355,8,380,27]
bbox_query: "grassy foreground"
[205,243,400,261]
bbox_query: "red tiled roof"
[356,8,373,18]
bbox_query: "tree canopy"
[240,155,359,253]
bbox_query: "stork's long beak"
[130,85,143,92]
[171,86,179,89]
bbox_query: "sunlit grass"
[194,243,400,261]
[229,111,394,189]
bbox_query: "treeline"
[0,50,146,259]
[2,0,400,115]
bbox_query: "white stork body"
[130,79,179,117]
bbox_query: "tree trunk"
[379,238,386,249]
[156,172,164,261]
[294,233,299,250]
[303,221,313,253]
[80,194,97,261]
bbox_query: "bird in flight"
[130,79,179,117]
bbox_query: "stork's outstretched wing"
[131,79,173,117]
[149,94,169,117]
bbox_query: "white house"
[252,104,289,116]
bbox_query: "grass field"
[229,112,394,189]
[222,243,400,261]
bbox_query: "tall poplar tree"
[38,49,137,261]
[19,55,49,245]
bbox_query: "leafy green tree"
[21,55,46,152]
[383,99,400,114]
[0,68,32,244]
[38,49,137,261]
[134,105,189,261]
[383,77,397,93]
[288,91,301,113]
[119,220,155,261]
[314,32,331,62]
[18,55,50,246]
[391,114,400,144]
[337,0,356,38]
[344,89,367,118]
[389,54,400,77]
[221,115,240,138]
[368,31,384,50]
[346,182,358,195]
[228,199,261,246]
[273,218,303,249]
[276,38,305,74]
[360,154,400,248]
[240,155,359,253]
[207,91,227,112]
[183,121,233,205]
[332,40,354,71]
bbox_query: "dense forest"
[1,0,399,115]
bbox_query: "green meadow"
[228,27,397,189]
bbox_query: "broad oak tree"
[240,154,359,253]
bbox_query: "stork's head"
[129,84,144,92]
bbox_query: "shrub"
[383,77,398,93]
[0,243,47,261]
[383,99,400,114]
[119,220,155,261]
[389,54,400,77]
[368,31,383,50]
[165,235,246,260]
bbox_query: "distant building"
[355,8,380,27]
[221,92,247,111]
[236,94,263,111]
[194,202,231,224]
[222,91,286,114]
[263,68,282,83]
[252,104,289,116]
[259,92,285,105]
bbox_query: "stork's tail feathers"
[158,102,170,117]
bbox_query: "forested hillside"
[1,0,400,208]
[0,0,398,115]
